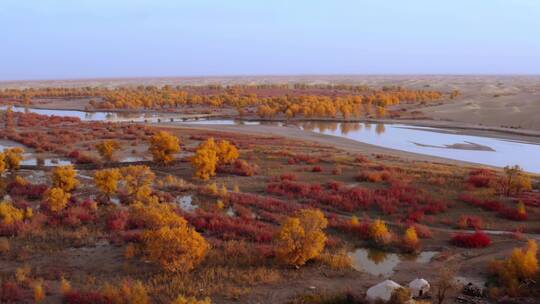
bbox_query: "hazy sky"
[1,0,539,80]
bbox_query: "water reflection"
[375,123,386,135]
[348,248,439,277]
[4,105,540,173]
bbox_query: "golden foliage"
[490,240,538,294]
[33,280,45,302]
[275,209,328,266]
[94,168,121,196]
[51,165,79,192]
[316,251,352,270]
[517,201,526,217]
[0,201,24,225]
[191,138,218,180]
[191,138,240,180]
[95,139,121,162]
[142,225,208,272]
[499,165,532,196]
[101,280,150,304]
[216,140,239,165]
[0,152,5,175]
[0,237,10,253]
[59,277,71,295]
[45,187,71,212]
[3,147,24,171]
[402,226,419,251]
[130,202,186,229]
[370,219,391,246]
[149,130,181,164]
[172,295,212,304]
[120,165,156,202]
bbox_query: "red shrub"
[107,210,129,231]
[451,231,491,248]
[7,181,48,200]
[312,166,322,172]
[466,168,495,188]
[0,281,24,303]
[63,291,110,304]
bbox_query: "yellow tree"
[51,165,79,192]
[95,140,121,162]
[45,187,71,212]
[216,140,239,164]
[142,225,208,272]
[499,165,532,196]
[136,204,208,272]
[0,201,24,225]
[148,130,180,164]
[0,152,6,175]
[94,168,121,199]
[120,165,156,202]
[370,219,391,246]
[275,209,328,266]
[402,226,419,251]
[191,138,218,180]
[3,147,24,171]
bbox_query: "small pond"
[348,248,439,277]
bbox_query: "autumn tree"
[435,264,458,304]
[275,208,328,267]
[191,138,240,180]
[94,168,121,200]
[148,130,180,164]
[402,226,419,252]
[3,147,24,171]
[216,140,239,164]
[191,138,218,180]
[135,203,208,272]
[490,240,538,294]
[120,165,156,203]
[45,187,71,212]
[51,165,79,192]
[0,201,24,225]
[498,165,532,196]
[0,152,6,175]
[370,219,392,246]
[95,140,121,162]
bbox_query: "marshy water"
[3,105,540,173]
[348,248,439,277]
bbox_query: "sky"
[1,0,539,80]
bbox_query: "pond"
[348,248,439,277]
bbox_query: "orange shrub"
[369,219,392,246]
[142,225,208,272]
[95,139,120,162]
[44,187,71,212]
[51,165,79,192]
[148,130,180,164]
[275,209,328,266]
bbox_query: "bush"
[451,231,491,248]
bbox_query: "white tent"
[366,280,403,302]
[408,278,430,297]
